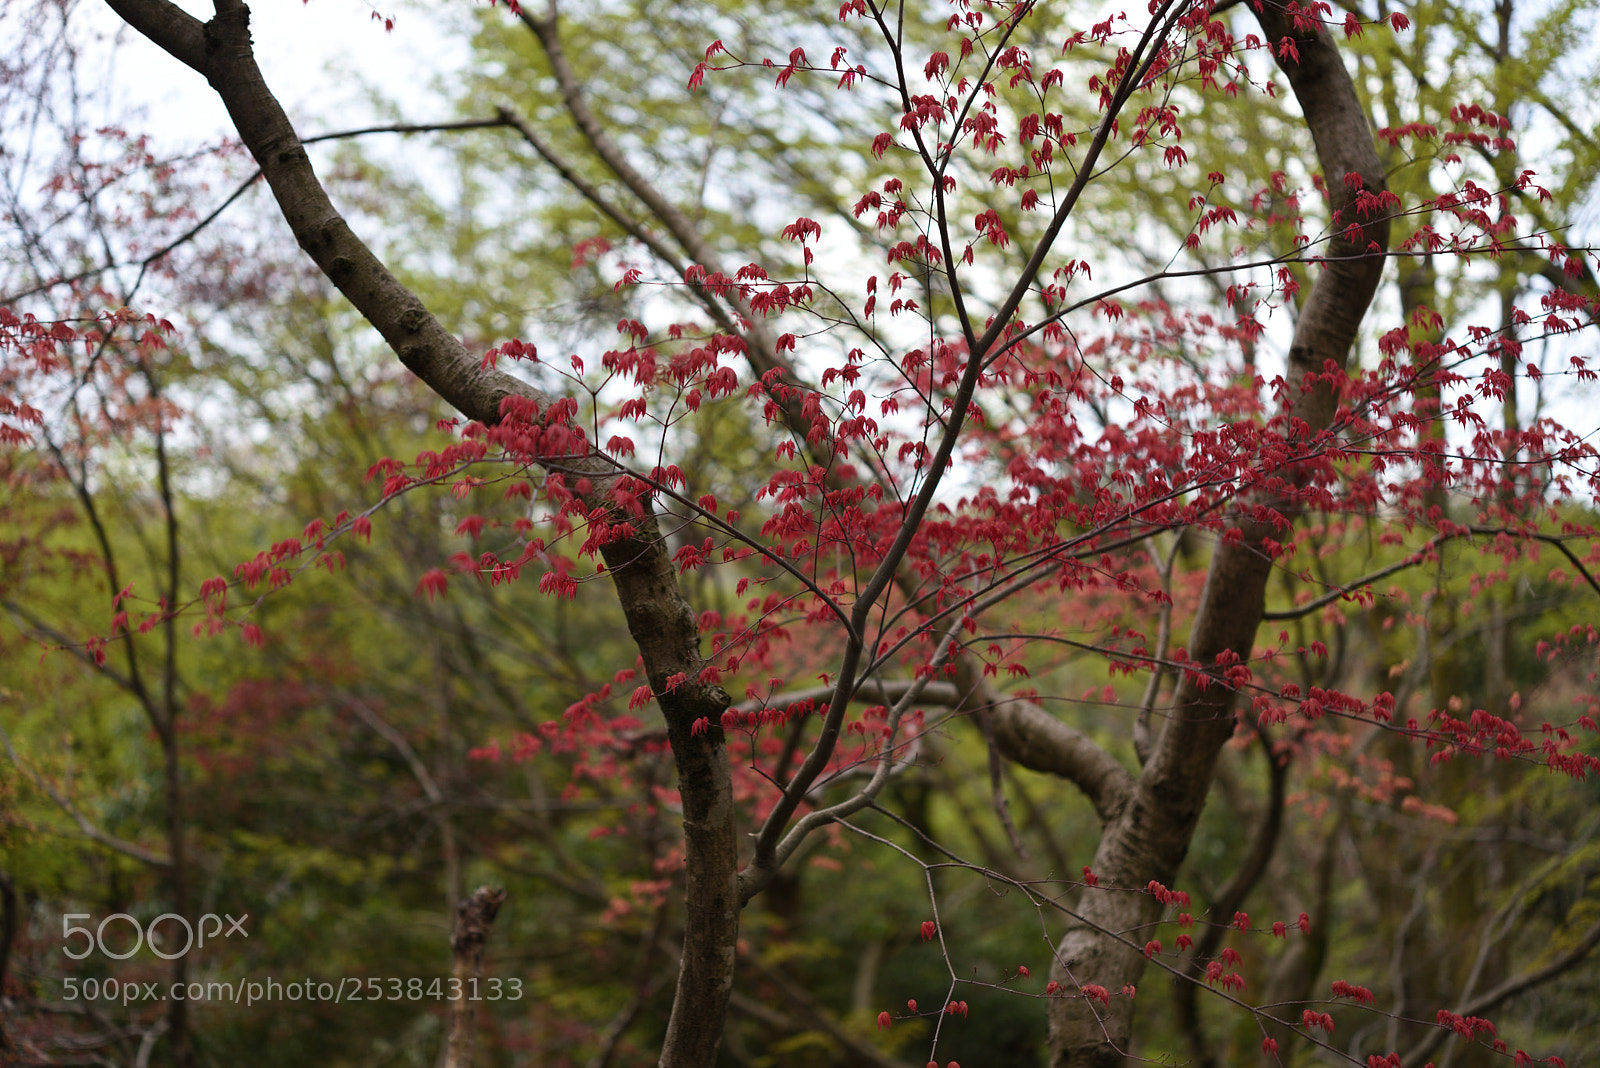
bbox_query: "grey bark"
[99,2,739,1064]
[992,8,1392,1065]
[444,886,507,1068]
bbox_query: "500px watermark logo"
[63,912,248,961]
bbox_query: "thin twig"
[0,712,172,868]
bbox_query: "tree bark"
[100,3,740,1064]
[444,886,507,1068]
[1042,5,1391,1064]
[0,870,15,1061]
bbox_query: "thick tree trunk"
[1042,6,1390,1064]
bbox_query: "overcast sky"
[58,0,1600,441]
[92,0,468,148]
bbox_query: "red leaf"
[416,569,449,602]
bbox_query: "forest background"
[2,0,1600,1066]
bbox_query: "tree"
[4,0,1599,1065]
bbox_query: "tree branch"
[743,953,921,1068]
[1171,733,1289,1068]
[102,3,741,1063]
[960,667,1133,826]
[1045,5,1391,1060]
[0,868,17,1058]
[0,715,173,868]
[519,4,725,279]
[1,119,511,305]
[1261,536,1448,620]
[741,620,967,903]
[1402,912,1600,1066]
[1134,535,1182,765]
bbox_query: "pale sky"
[92,0,468,150]
[66,0,1600,446]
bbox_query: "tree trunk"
[101,2,743,1063]
[1045,6,1390,1063]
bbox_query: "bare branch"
[1,119,513,305]
[496,103,689,272]
[584,903,671,1068]
[743,954,921,1068]
[1,599,141,696]
[0,715,172,868]
[1134,535,1182,765]
[519,6,723,275]
[1171,733,1289,1068]
[342,695,444,804]
[740,621,965,903]
[1402,913,1600,1065]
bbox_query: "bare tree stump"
[443,886,507,1068]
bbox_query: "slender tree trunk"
[0,869,15,1060]
[1045,6,1391,1063]
[158,721,194,1068]
[100,3,744,1063]
[444,887,507,1068]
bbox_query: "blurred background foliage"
[3,0,1599,1065]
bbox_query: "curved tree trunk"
[100,2,741,1064]
[1043,6,1391,1064]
